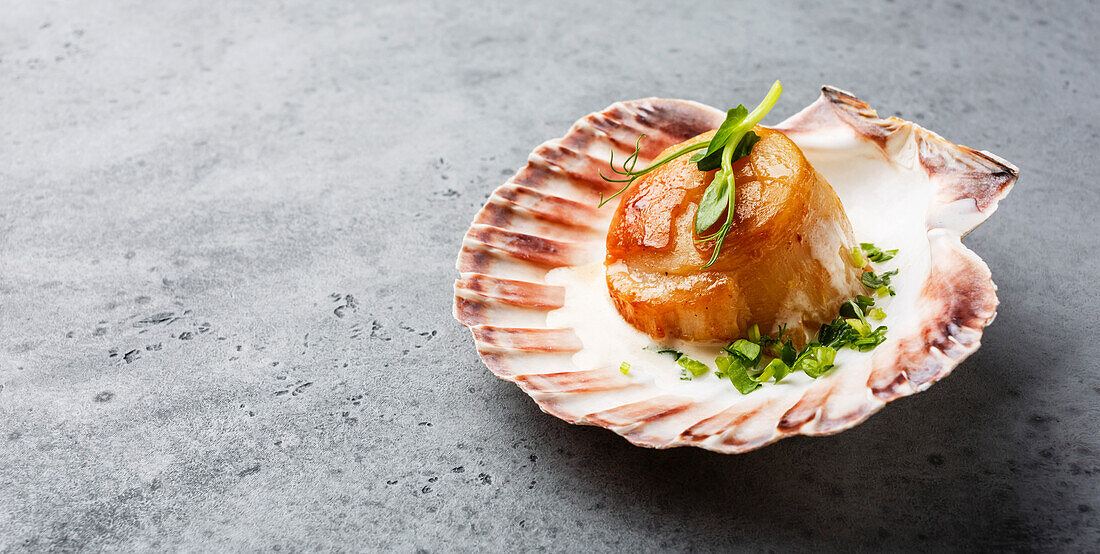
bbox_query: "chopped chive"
[867,307,886,320]
[795,346,837,378]
[716,355,760,394]
[860,243,899,263]
[758,358,791,383]
[727,339,761,362]
[850,246,868,268]
[619,361,631,375]
[677,356,710,378]
[845,318,871,336]
[747,324,761,343]
[657,348,684,360]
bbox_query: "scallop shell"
[453,87,1017,454]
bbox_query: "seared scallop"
[605,126,864,345]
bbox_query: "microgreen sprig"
[597,81,784,268]
[597,138,710,207]
[691,81,783,268]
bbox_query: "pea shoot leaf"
[692,105,748,169]
[694,131,760,172]
[694,172,731,234]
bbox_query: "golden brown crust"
[603,127,863,344]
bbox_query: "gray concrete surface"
[1,0,1098,551]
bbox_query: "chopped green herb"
[657,348,684,360]
[677,356,710,378]
[794,346,837,378]
[716,355,760,394]
[861,269,898,296]
[725,339,761,362]
[619,361,630,375]
[777,340,797,367]
[817,316,852,348]
[856,295,876,312]
[849,325,888,351]
[814,302,889,353]
[860,243,898,263]
[656,242,899,392]
[774,323,788,344]
[747,324,761,343]
[757,358,791,383]
[850,246,868,268]
[845,317,872,336]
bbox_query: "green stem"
[598,140,710,207]
[739,80,783,132]
[700,196,735,269]
[697,80,783,268]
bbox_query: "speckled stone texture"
[1,0,1097,552]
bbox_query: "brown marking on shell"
[870,233,998,401]
[515,369,638,394]
[630,99,729,145]
[454,91,1014,455]
[581,111,668,161]
[583,99,726,160]
[916,132,1018,213]
[812,395,882,436]
[585,395,694,428]
[556,122,600,153]
[453,296,489,326]
[471,325,581,352]
[465,225,587,268]
[510,164,601,205]
[678,397,770,443]
[455,274,564,309]
[474,202,516,230]
[457,243,555,283]
[713,421,780,452]
[493,184,604,230]
[776,86,902,149]
[529,143,622,193]
[777,381,835,433]
[455,246,493,275]
[476,202,599,244]
[868,367,914,401]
